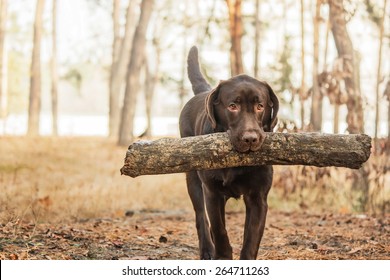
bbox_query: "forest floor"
[0,136,389,260]
[1,209,389,260]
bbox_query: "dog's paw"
[200,251,214,260]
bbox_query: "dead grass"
[0,136,191,223]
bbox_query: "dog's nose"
[242,131,259,144]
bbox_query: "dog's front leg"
[203,184,232,260]
[240,193,268,260]
[186,171,214,259]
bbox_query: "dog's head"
[205,75,279,153]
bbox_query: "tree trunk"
[109,0,136,139]
[329,0,367,211]
[143,60,153,138]
[226,0,243,76]
[118,0,154,146]
[120,132,372,178]
[51,0,58,136]
[27,0,45,136]
[143,48,160,138]
[0,0,7,119]
[385,80,390,153]
[179,0,189,110]
[108,0,120,138]
[329,0,364,134]
[323,13,330,69]
[334,103,340,133]
[112,0,120,67]
[253,0,261,78]
[374,0,387,150]
[310,0,323,131]
[299,0,306,130]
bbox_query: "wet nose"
[242,131,259,144]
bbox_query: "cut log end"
[120,132,372,178]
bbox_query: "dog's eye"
[228,103,238,111]
[256,103,264,111]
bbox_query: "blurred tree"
[197,0,217,48]
[318,7,344,134]
[374,0,387,150]
[109,0,137,140]
[271,0,297,127]
[140,5,166,139]
[364,0,382,27]
[329,0,369,212]
[309,0,323,131]
[0,0,7,119]
[143,43,160,138]
[226,0,243,76]
[179,0,189,110]
[272,35,293,94]
[51,0,58,136]
[323,7,330,70]
[28,0,45,136]
[385,80,390,151]
[299,0,307,129]
[253,0,262,78]
[108,0,120,139]
[111,0,120,62]
[118,0,154,146]
[6,7,30,114]
[329,0,364,134]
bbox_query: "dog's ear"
[205,82,223,130]
[263,83,279,132]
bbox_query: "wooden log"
[120,132,372,178]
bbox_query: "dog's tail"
[187,46,211,95]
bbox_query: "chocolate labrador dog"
[179,46,279,260]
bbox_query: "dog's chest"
[218,167,259,198]
[200,166,272,198]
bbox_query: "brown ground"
[0,137,389,260]
[1,210,389,260]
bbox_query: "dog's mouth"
[233,141,264,153]
[227,130,265,153]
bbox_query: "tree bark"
[121,132,372,178]
[51,0,58,136]
[27,0,45,136]
[118,0,154,146]
[226,0,243,76]
[109,0,136,139]
[0,0,7,119]
[329,0,364,134]
[310,0,323,131]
